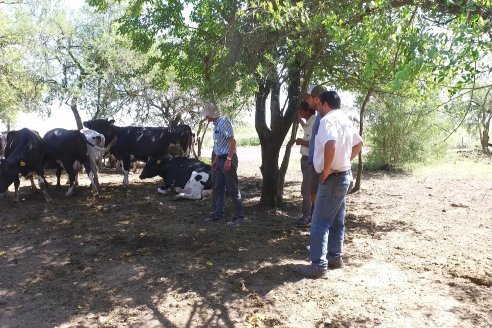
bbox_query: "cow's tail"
[87,136,118,153]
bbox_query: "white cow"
[174,170,212,200]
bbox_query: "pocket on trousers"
[333,182,349,198]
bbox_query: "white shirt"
[300,115,316,156]
[313,110,362,173]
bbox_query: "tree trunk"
[482,125,490,155]
[255,68,300,208]
[351,89,372,193]
[195,120,209,159]
[70,97,83,130]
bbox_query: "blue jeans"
[214,154,244,220]
[310,171,352,269]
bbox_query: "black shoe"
[205,216,224,223]
[295,217,311,227]
[226,217,244,228]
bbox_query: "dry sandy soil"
[0,147,491,328]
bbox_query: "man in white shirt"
[295,101,317,227]
[296,90,363,279]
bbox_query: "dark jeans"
[214,154,244,220]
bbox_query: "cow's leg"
[83,159,98,195]
[157,184,172,195]
[74,161,80,187]
[175,191,201,200]
[37,174,52,203]
[90,158,100,188]
[28,173,38,191]
[55,162,63,189]
[13,178,20,201]
[64,161,77,196]
[121,160,130,187]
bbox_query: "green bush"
[365,95,449,170]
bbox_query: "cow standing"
[83,119,193,187]
[43,128,98,196]
[0,132,6,159]
[73,129,116,188]
[139,156,211,199]
[0,128,51,202]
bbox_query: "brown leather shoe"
[295,264,328,279]
[328,257,344,269]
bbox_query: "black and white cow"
[139,156,212,200]
[0,128,51,202]
[83,118,193,187]
[43,128,98,196]
[73,129,116,187]
[175,170,212,200]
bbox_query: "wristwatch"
[226,156,232,161]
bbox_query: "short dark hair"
[299,101,315,115]
[320,91,341,109]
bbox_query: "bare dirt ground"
[1,147,491,328]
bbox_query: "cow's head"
[139,155,173,180]
[83,119,116,145]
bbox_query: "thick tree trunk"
[255,68,300,208]
[259,141,283,207]
[481,126,490,155]
[70,97,83,130]
[351,89,372,193]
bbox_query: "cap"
[200,103,219,118]
[306,85,326,97]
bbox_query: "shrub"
[365,95,449,170]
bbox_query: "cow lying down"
[139,156,212,200]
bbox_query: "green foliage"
[365,94,449,170]
[0,7,44,124]
[234,123,260,146]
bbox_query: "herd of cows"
[0,118,212,202]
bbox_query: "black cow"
[0,132,5,158]
[43,128,98,196]
[139,156,211,199]
[0,128,51,202]
[83,119,193,187]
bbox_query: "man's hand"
[320,169,331,183]
[295,138,303,145]
[224,159,232,172]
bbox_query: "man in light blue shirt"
[201,103,244,227]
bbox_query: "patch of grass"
[199,123,259,148]
[413,149,492,176]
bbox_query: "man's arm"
[227,137,236,159]
[321,140,336,182]
[224,137,236,173]
[295,138,309,147]
[350,141,363,161]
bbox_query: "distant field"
[200,123,259,148]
